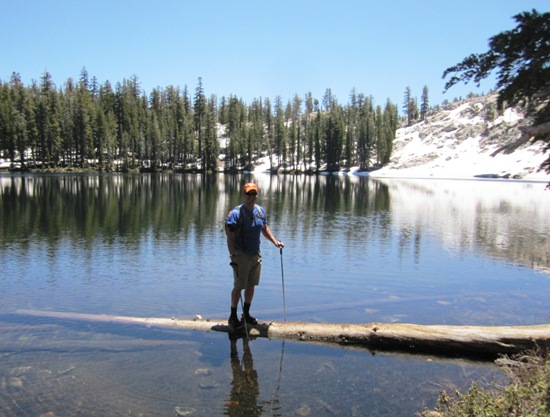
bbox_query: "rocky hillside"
[371,94,550,181]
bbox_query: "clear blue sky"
[1,0,548,111]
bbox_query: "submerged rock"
[174,406,196,416]
[295,403,312,416]
[193,367,211,376]
[199,381,220,389]
[8,376,23,388]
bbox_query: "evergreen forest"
[0,70,398,173]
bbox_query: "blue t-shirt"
[226,204,268,254]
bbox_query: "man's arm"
[262,224,284,248]
[226,226,237,256]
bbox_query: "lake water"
[1,173,549,416]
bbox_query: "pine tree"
[304,92,314,170]
[420,85,429,120]
[290,94,302,169]
[248,98,265,169]
[324,106,345,171]
[94,104,107,169]
[355,96,375,170]
[273,96,286,168]
[313,106,322,172]
[263,98,274,170]
[115,77,142,169]
[35,71,61,167]
[218,96,228,125]
[410,97,419,122]
[98,81,117,170]
[75,70,94,167]
[403,86,412,125]
[8,73,32,167]
[181,85,194,168]
[203,97,219,172]
[148,88,164,171]
[60,78,76,167]
[0,80,13,164]
[322,88,335,112]
[193,77,207,170]
[382,100,398,164]
[226,95,245,169]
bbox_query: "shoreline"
[1,164,549,185]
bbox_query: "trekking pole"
[280,247,287,322]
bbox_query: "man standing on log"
[225,182,284,330]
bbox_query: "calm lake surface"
[1,173,549,416]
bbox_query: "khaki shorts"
[233,251,262,290]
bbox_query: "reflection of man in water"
[225,336,262,417]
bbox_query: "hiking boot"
[242,314,258,325]
[228,315,243,330]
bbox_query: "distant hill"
[371,94,550,181]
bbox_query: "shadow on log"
[15,310,550,361]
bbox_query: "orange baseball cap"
[243,183,258,193]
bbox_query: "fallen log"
[15,309,550,359]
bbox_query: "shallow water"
[0,173,549,416]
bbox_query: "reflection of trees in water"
[0,174,226,245]
[0,173,391,246]
[1,173,547,272]
[475,210,550,273]
[375,178,550,273]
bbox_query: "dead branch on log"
[14,310,550,360]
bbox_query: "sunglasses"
[246,192,258,196]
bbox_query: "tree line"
[0,70,398,173]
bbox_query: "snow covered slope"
[371,94,550,182]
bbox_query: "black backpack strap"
[237,204,246,251]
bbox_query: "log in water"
[16,309,550,359]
